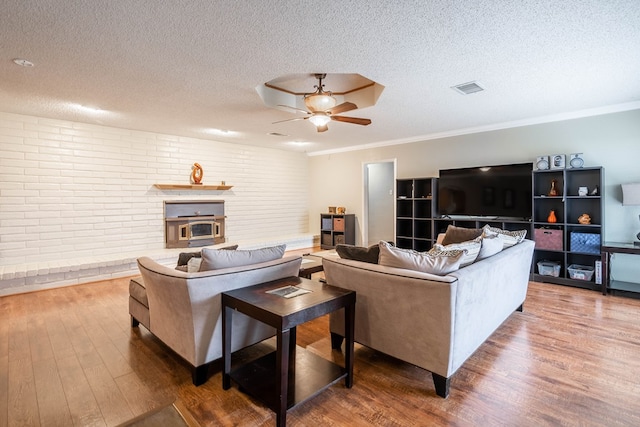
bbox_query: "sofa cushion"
[199,244,286,271]
[441,225,483,245]
[378,241,463,275]
[336,243,380,264]
[177,251,201,268]
[482,225,527,248]
[184,256,203,272]
[431,239,481,267]
[475,233,504,260]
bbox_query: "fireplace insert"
[164,200,226,248]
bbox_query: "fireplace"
[164,200,226,248]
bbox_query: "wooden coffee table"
[222,276,355,427]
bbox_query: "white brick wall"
[0,112,311,267]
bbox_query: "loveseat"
[323,233,534,398]
[131,254,302,385]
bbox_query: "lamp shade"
[304,93,337,112]
[309,113,331,127]
[622,183,640,206]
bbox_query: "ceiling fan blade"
[316,124,329,132]
[328,102,357,115]
[331,115,372,126]
[276,104,311,115]
[272,117,308,124]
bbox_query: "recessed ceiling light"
[13,58,34,67]
[71,104,105,114]
[451,81,485,95]
[206,128,237,137]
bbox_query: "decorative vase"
[547,210,557,223]
[548,179,558,196]
[578,213,591,224]
[190,163,203,184]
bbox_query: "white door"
[364,161,395,246]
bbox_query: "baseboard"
[0,234,318,296]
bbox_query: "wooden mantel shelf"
[154,184,233,190]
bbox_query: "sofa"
[130,254,302,385]
[323,235,535,398]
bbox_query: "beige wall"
[309,109,640,280]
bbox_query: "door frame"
[362,159,397,246]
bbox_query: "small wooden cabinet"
[320,214,355,249]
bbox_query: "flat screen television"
[437,163,532,220]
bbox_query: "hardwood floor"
[2,261,640,426]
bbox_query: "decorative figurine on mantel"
[190,163,203,184]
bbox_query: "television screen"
[437,163,532,220]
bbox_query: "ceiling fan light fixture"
[309,113,331,127]
[304,93,337,112]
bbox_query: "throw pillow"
[199,244,285,271]
[378,241,463,275]
[441,225,483,246]
[186,256,203,272]
[176,251,201,268]
[431,239,481,267]
[482,225,527,248]
[176,245,239,271]
[475,233,504,260]
[336,244,380,264]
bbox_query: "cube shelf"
[531,167,604,291]
[320,214,355,249]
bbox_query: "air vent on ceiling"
[451,81,484,95]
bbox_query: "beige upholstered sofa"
[130,255,302,385]
[323,238,534,398]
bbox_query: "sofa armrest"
[446,239,534,373]
[137,255,302,366]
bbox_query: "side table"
[222,276,355,427]
[298,255,324,279]
[601,242,640,297]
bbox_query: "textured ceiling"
[2,0,640,154]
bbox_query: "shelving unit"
[395,177,532,251]
[531,167,604,290]
[395,178,437,251]
[320,214,355,249]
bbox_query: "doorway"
[363,160,396,246]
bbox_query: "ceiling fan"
[273,73,372,132]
